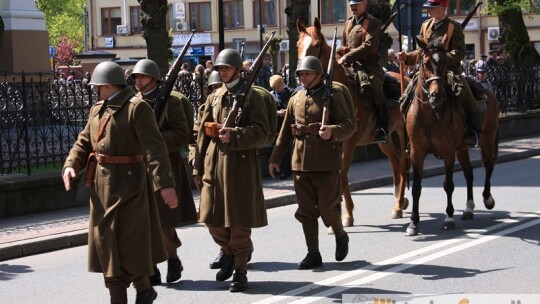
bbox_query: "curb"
[1,147,539,261]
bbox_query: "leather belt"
[95,153,143,164]
[290,123,321,137]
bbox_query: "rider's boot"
[464,111,482,148]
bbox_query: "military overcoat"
[141,89,197,227]
[342,14,383,74]
[195,84,269,228]
[63,86,173,277]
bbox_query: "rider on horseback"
[338,0,388,144]
[397,0,482,147]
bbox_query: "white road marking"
[253,212,540,304]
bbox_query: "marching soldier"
[268,56,356,269]
[62,61,177,304]
[338,0,388,143]
[193,49,269,292]
[130,59,197,285]
[397,0,482,146]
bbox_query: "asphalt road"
[1,156,539,304]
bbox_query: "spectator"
[386,49,400,73]
[474,66,492,91]
[486,49,498,67]
[254,54,272,90]
[269,74,293,179]
[179,63,191,76]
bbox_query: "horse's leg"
[378,135,408,219]
[407,148,426,236]
[341,138,357,227]
[481,97,498,210]
[442,153,456,230]
[457,149,475,220]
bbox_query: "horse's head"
[416,36,449,112]
[297,17,330,61]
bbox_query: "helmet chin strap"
[303,74,320,90]
[136,80,152,93]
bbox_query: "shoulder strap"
[443,22,455,50]
[361,18,370,44]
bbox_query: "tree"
[488,0,540,65]
[0,16,4,51]
[284,0,310,86]
[35,0,85,54]
[138,0,171,77]
[56,36,76,66]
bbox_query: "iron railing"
[488,64,540,113]
[0,71,208,175]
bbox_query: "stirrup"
[373,128,387,144]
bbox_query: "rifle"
[221,30,276,129]
[153,29,196,126]
[461,1,483,29]
[321,27,338,127]
[381,4,406,33]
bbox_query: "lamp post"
[259,0,265,50]
[259,0,272,50]
[83,3,88,52]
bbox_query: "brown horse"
[405,38,499,236]
[297,17,409,225]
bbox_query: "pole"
[259,0,264,50]
[218,0,224,51]
[83,4,88,52]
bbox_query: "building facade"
[87,0,540,69]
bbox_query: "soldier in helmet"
[268,56,356,270]
[193,48,269,292]
[130,59,197,286]
[62,61,178,304]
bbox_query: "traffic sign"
[49,46,55,56]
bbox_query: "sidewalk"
[1,135,540,261]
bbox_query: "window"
[253,0,277,28]
[101,7,121,35]
[321,0,346,24]
[224,0,244,29]
[190,2,212,31]
[448,0,476,16]
[130,6,143,34]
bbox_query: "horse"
[297,17,409,226]
[405,37,499,236]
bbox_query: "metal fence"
[0,71,207,175]
[2,64,540,175]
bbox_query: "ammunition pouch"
[204,122,222,138]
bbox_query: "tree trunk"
[138,0,171,77]
[285,0,310,87]
[496,0,540,65]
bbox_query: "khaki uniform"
[404,17,478,114]
[341,14,385,107]
[194,84,269,272]
[139,89,197,256]
[269,84,355,251]
[63,86,172,277]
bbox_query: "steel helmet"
[131,59,161,81]
[214,49,243,70]
[295,56,324,76]
[89,61,127,86]
[207,70,223,87]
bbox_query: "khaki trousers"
[207,224,252,273]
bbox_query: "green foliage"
[35,0,86,53]
[484,0,538,15]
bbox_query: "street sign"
[49,46,55,56]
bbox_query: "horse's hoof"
[342,217,354,227]
[401,198,409,210]
[461,211,474,220]
[327,226,334,235]
[406,223,418,236]
[391,210,403,219]
[442,220,456,230]
[484,196,495,210]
